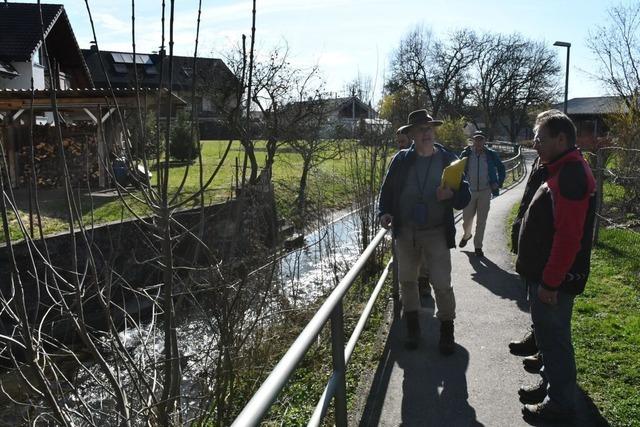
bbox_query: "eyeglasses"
[533,135,549,146]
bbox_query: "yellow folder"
[440,157,467,190]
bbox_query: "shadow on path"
[462,251,529,312]
[359,303,483,427]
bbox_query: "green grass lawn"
[1,140,380,242]
[573,227,640,427]
[507,203,640,426]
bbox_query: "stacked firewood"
[18,125,100,188]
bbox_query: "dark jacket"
[514,148,596,294]
[377,143,471,249]
[460,146,506,196]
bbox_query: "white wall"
[0,60,46,90]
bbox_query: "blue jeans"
[528,280,576,411]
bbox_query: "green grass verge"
[2,140,377,242]
[507,203,640,426]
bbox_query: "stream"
[0,207,375,425]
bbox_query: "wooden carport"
[0,87,186,188]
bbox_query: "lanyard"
[415,154,435,201]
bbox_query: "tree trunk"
[296,161,311,218]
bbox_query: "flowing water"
[0,208,372,425]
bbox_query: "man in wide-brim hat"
[378,109,470,354]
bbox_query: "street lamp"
[554,41,571,114]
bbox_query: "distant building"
[82,47,239,138]
[0,3,186,189]
[285,95,382,138]
[552,96,624,150]
[0,2,93,90]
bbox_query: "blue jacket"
[460,146,506,196]
[377,143,471,249]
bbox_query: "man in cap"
[378,110,470,354]
[458,130,506,257]
[513,110,596,423]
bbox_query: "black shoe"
[522,401,574,423]
[523,352,543,373]
[404,311,420,350]
[509,329,538,356]
[459,235,472,248]
[439,320,455,355]
[474,248,484,257]
[519,379,547,404]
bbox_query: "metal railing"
[232,143,528,427]
[490,141,525,183]
[231,227,392,427]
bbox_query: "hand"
[436,186,453,201]
[537,286,558,305]
[380,214,393,229]
[491,182,499,191]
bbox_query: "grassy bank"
[1,140,374,242]
[507,202,640,426]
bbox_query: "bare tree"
[588,2,640,107]
[284,96,342,221]
[470,32,558,140]
[588,2,640,207]
[386,26,478,118]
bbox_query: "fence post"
[593,148,604,244]
[330,302,347,427]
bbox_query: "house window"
[144,65,158,76]
[113,63,128,74]
[33,46,43,66]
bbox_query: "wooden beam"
[12,109,25,121]
[101,108,116,123]
[83,108,98,124]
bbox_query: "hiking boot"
[459,234,472,248]
[418,276,432,299]
[522,400,574,423]
[519,379,547,404]
[523,352,543,373]
[439,320,455,355]
[404,311,420,350]
[474,248,484,257]
[509,328,538,356]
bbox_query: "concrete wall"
[0,200,243,344]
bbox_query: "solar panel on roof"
[112,52,153,65]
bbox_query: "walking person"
[458,131,506,257]
[513,110,596,423]
[378,109,470,354]
[396,128,433,299]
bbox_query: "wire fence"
[588,146,640,245]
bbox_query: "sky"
[38,0,617,105]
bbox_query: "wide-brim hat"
[397,109,443,134]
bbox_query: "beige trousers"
[395,226,455,320]
[462,188,492,250]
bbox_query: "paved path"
[359,158,609,427]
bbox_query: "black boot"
[439,320,455,355]
[404,311,420,350]
[519,378,547,404]
[523,352,543,373]
[509,327,538,356]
